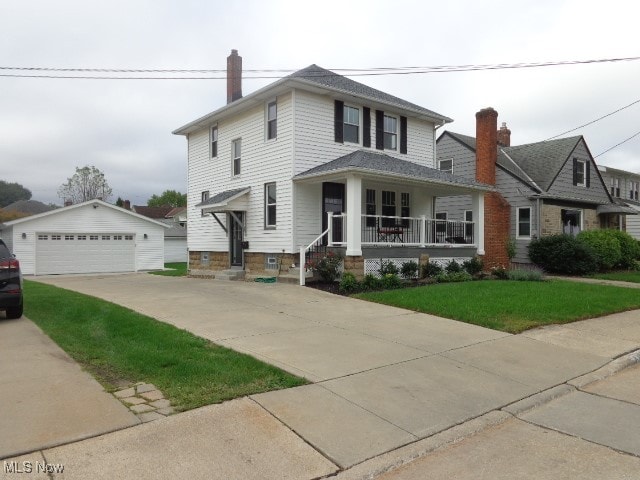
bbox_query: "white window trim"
[266,100,277,141]
[232,138,241,176]
[383,114,398,151]
[264,182,276,229]
[561,208,583,235]
[210,125,218,158]
[516,207,532,239]
[576,159,587,187]
[343,104,361,145]
[439,158,454,174]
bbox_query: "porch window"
[383,115,397,150]
[401,192,410,227]
[210,126,218,158]
[464,210,473,238]
[382,191,396,227]
[435,212,447,241]
[344,106,359,144]
[561,209,582,236]
[232,139,241,176]
[201,191,209,217]
[267,101,277,140]
[439,158,453,174]
[517,207,531,238]
[264,183,276,228]
[365,189,376,227]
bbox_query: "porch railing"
[360,215,474,246]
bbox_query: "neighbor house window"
[381,191,396,227]
[267,101,277,140]
[201,191,209,217]
[232,139,241,176]
[574,158,587,187]
[343,105,359,144]
[611,178,620,197]
[630,180,639,200]
[439,158,453,174]
[265,183,276,228]
[517,207,531,238]
[210,126,218,158]
[383,115,397,150]
[365,189,376,227]
[561,209,582,236]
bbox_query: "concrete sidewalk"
[24,273,640,476]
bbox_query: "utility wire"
[1,56,638,79]
[595,130,640,158]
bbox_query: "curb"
[568,349,640,389]
[502,384,576,416]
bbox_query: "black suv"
[0,239,23,319]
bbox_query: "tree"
[0,180,32,208]
[58,166,112,204]
[115,197,124,207]
[147,190,186,208]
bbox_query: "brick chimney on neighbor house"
[124,199,131,210]
[227,49,242,104]
[497,122,511,147]
[475,107,511,268]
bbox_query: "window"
[265,183,276,228]
[343,106,359,143]
[267,101,277,140]
[435,212,447,235]
[611,178,620,197]
[629,180,639,201]
[65,235,74,240]
[114,235,123,240]
[439,158,453,174]
[561,209,582,236]
[381,191,396,226]
[383,115,397,150]
[210,126,218,158]
[201,191,209,217]
[102,235,110,240]
[365,189,376,227]
[232,139,241,176]
[125,235,134,240]
[77,235,87,240]
[200,251,210,266]
[464,210,473,238]
[90,235,99,240]
[401,193,410,227]
[517,207,531,238]
[38,235,48,240]
[574,159,587,187]
[51,235,61,240]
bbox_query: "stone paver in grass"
[111,383,174,422]
[113,387,136,398]
[140,390,164,401]
[130,404,156,414]
[135,383,157,394]
[121,396,147,405]
[150,399,171,409]
[138,411,165,423]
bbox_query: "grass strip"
[24,280,306,411]
[149,262,188,277]
[355,279,640,334]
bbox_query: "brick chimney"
[124,199,131,210]
[475,107,498,185]
[497,122,511,147]
[227,49,242,104]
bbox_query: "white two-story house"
[173,50,491,282]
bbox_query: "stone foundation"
[188,251,228,272]
[343,255,365,279]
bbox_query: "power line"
[1,56,639,80]
[595,130,640,158]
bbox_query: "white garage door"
[36,233,135,275]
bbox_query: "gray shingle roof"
[197,187,250,207]
[294,150,490,189]
[289,65,451,122]
[3,199,56,215]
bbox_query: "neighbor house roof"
[132,205,174,219]
[173,65,451,135]
[294,150,491,190]
[165,206,187,218]
[3,199,57,215]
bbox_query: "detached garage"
[0,199,168,275]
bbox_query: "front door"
[229,211,244,267]
[322,182,345,244]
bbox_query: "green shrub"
[506,268,544,281]
[490,265,509,279]
[577,230,621,271]
[462,256,483,275]
[362,273,383,291]
[436,271,472,283]
[306,250,343,282]
[445,260,462,274]
[528,234,598,275]
[381,273,403,289]
[421,262,443,278]
[339,272,360,293]
[379,260,399,276]
[400,261,419,280]
[608,230,640,268]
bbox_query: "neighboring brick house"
[598,165,640,239]
[435,107,632,267]
[173,50,492,281]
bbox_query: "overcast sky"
[2,0,639,205]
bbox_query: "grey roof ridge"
[499,148,543,192]
[196,186,251,208]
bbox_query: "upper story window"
[265,183,276,228]
[630,180,639,201]
[210,126,218,158]
[517,207,531,238]
[573,158,588,187]
[439,158,453,174]
[201,191,209,217]
[383,115,397,150]
[232,139,241,176]
[267,101,277,140]
[344,105,360,144]
[611,178,620,197]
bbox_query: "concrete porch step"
[214,269,246,281]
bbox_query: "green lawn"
[24,280,306,411]
[355,280,640,334]
[149,262,188,277]
[589,271,640,284]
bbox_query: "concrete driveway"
[30,273,637,470]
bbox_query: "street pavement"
[2,273,639,479]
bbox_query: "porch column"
[472,191,485,255]
[345,174,362,256]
